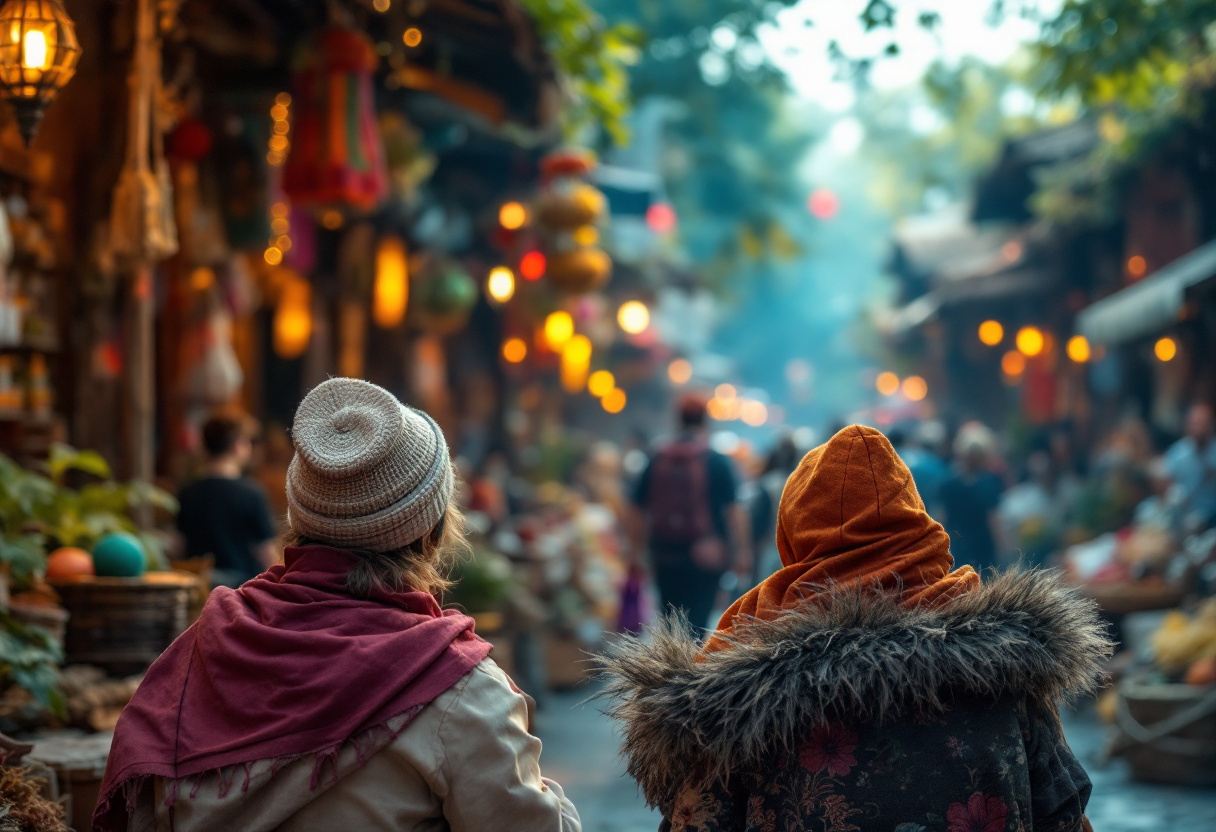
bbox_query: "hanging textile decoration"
[535,148,610,294]
[0,0,81,145]
[283,27,388,213]
[109,0,178,262]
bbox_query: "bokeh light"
[875,371,899,396]
[499,201,528,230]
[1066,335,1091,363]
[588,370,615,398]
[502,337,527,364]
[978,320,1004,346]
[403,27,423,47]
[1002,351,1026,377]
[1155,337,1177,362]
[617,300,650,334]
[602,388,627,414]
[901,375,928,401]
[668,359,692,385]
[544,311,574,350]
[487,266,515,303]
[807,188,840,219]
[1016,326,1045,357]
[646,202,676,233]
[740,400,768,427]
[520,251,546,281]
[1127,255,1147,278]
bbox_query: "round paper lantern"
[536,183,606,230]
[417,264,477,335]
[548,248,611,294]
[46,547,95,580]
[91,532,147,578]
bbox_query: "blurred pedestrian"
[750,432,799,586]
[631,394,752,632]
[177,414,278,587]
[940,422,1005,573]
[600,425,1107,832]
[97,379,579,832]
[897,420,950,514]
[1164,402,1216,533]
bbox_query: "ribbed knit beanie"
[286,378,454,552]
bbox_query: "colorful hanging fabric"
[283,27,388,212]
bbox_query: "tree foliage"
[519,0,643,144]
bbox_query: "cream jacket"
[126,659,580,832]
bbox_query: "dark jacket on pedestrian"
[599,426,1110,832]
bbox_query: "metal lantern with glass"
[0,0,80,144]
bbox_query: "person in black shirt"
[177,415,278,586]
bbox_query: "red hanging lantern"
[167,117,212,161]
[283,27,388,212]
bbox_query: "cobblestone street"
[538,687,1216,831]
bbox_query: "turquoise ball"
[92,532,147,578]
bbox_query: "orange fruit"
[46,547,96,580]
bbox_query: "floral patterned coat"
[599,571,1110,832]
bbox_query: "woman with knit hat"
[600,424,1108,832]
[96,378,580,832]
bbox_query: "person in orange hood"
[601,425,1106,832]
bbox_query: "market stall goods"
[90,532,146,578]
[49,572,195,677]
[44,547,94,580]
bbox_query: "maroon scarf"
[94,545,491,831]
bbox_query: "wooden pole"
[127,265,155,531]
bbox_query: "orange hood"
[704,424,979,653]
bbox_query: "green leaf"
[48,443,112,484]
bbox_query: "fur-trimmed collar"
[596,570,1112,808]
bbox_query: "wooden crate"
[1117,677,1216,787]
[49,573,196,677]
[26,731,113,832]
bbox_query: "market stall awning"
[1076,239,1216,345]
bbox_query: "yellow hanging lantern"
[274,278,312,358]
[560,334,592,393]
[547,248,611,294]
[373,236,409,328]
[0,0,81,144]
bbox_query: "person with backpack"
[630,394,751,632]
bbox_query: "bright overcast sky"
[760,0,1062,111]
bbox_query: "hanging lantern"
[0,0,81,145]
[417,262,477,335]
[560,334,592,394]
[373,236,408,328]
[534,147,610,295]
[283,27,388,211]
[274,278,312,359]
[547,248,611,293]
